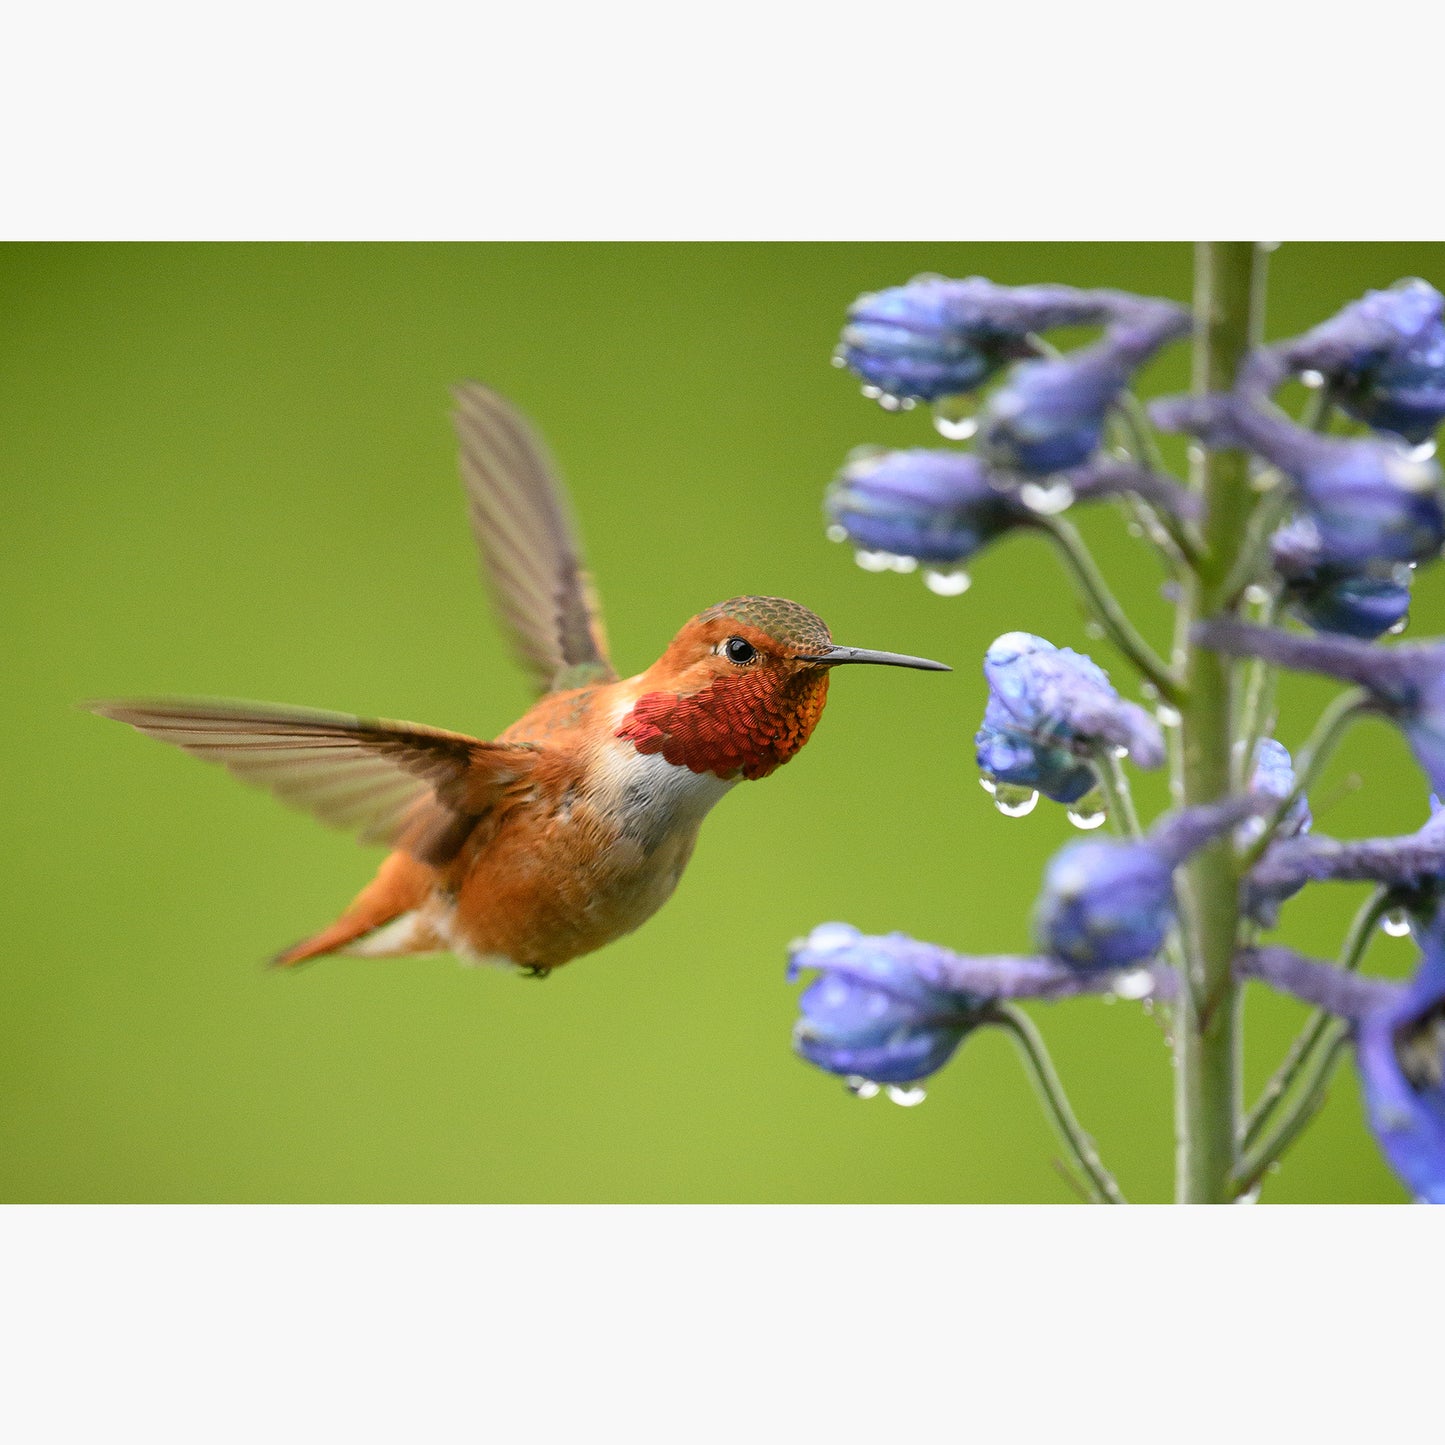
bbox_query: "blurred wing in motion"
[86,698,538,866]
[452,382,615,695]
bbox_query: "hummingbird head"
[617,595,949,780]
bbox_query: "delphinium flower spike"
[975,632,1164,810]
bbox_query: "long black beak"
[795,644,951,671]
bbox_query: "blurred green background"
[4,242,1442,1203]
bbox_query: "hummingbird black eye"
[724,637,757,665]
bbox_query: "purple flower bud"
[1195,619,1445,799]
[787,923,1166,1085]
[975,634,1165,805]
[978,302,1190,476]
[825,450,1202,566]
[1033,837,1176,970]
[1269,517,1413,640]
[1282,278,1445,446]
[1356,919,1445,1202]
[837,277,1141,405]
[1157,372,1445,568]
[825,449,1017,563]
[1239,920,1445,1202]
[1247,802,1445,927]
[1035,797,1262,971]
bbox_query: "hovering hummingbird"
[90,384,949,975]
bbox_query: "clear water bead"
[1388,617,1410,636]
[1018,480,1076,515]
[1382,909,1413,938]
[860,384,883,400]
[1155,703,1182,728]
[825,524,848,544]
[855,549,895,572]
[923,567,971,596]
[1114,968,1155,1001]
[992,786,1039,818]
[1243,584,1271,606]
[1300,369,1326,389]
[934,414,978,441]
[1412,439,1438,462]
[886,1084,927,1107]
[978,776,997,796]
[1067,800,1108,830]
[888,554,919,573]
[845,1076,881,1099]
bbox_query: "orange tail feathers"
[271,851,433,969]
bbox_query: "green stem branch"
[990,1004,1126,1205]
[1033,514,1182,703]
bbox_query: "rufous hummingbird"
[89,384,949,976]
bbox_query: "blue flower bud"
[786,924,986,1084]
[978,302,1190,476]
[1195,619,1445,801]
[837,277,1135,405]
[1270,517,1412,640]
[974,634,1164,803]
[839,278,1030,403]
[1033,837,1176,970]
[1356,918,1445,1202]
[1282,278,1445,446]
[787,923,1166,1085]
[825,449,1017,564]
[1244,919,1445,1202]
[1036,797,1264,970]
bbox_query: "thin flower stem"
[1110,393,1202,567]
[989,1003,1127,1204]
[1236,586,1282,790]
[1241,886,1388,1151]
[1233,1024,1352,1196]
[1242,687,1374,869]
[1092,746,1143,838]
[1032,513,1183,703]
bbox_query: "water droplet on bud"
[1114,968,1155,1001]
[1382,909,1413,938]
[888,554,919,573]
[886,1084,927,1107]
[1126,521,1144,538]
[933,414,977,441]
[1067,801,1108,830]
[1018,480,1076,515]
[1084,621,1106,640]
[1388,617,1410,636]
[992,786,1039,818]
[1155,703,1182,728]
[830,349,848,369]
[825,524,848,544]
[978,776,998,796]
[1412,439,1438,462]
[878,393,903,412]
[854,549,894,572]
[923,567,971,596]
[845,1076,881,1099]
[1244,584,1271,607]
[1300,369,1326,389]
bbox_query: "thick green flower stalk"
[790,246,1445,1203]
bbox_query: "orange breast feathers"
[616,670,831,780]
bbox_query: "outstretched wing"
[452,382,615,695]
[86,698,538,866]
